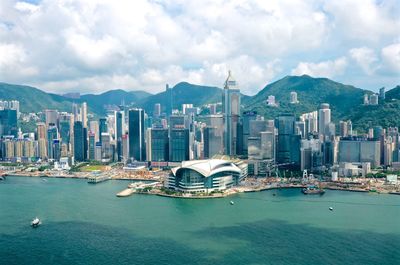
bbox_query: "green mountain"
[78,89,151,115]
[347,86,400,131]
[140,82,222,114]
[244,75,369,122]
[0,82,73,113]
[0,82,151,116]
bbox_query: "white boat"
[31,217,41,227]
[230,201,234,205]
[329,207,334,211]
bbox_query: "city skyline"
[1,0,399,95]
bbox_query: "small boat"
[329,207,333,211]
[230,201,234,205]
[302,185,325,195]
[31,217,41,227]
[272,193,276,196]
[0,175,5,181]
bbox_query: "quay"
[116,188,135,197]
[88,175,111,184]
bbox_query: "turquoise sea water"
[1,176,399,265]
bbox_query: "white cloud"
[381,43,400,74]
[291,57,348,78]
[0,0,399,94]
[349,47,378,75]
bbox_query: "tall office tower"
[242,111,257,156]
[72,103,80,122]
[276,114,300,167]
[150,128,169,162]
[128,109,146,161]
[99,118,107,144]
[203,127,223,158]
[318,103,331,137]
[83,127,88,161]
[47,124,58,159]
[45,109,58,128]
[36,122,47,140]
[209,104,217,115]
[153,103,161,118]
[88,132,95,160]
[81,102,88,128]
[122,134,129,162]
[73,121,85,162]
[290,91,299,104]
[115,111,124,161]
[222,71,241,156]
[0,109,17,137]
[379,87,385,100]
[169,128,189,162]
[59,120,71,147]
[89,121,99,142]
[166,84,173,117]
[52,139,61,161]
[101,133,111,160]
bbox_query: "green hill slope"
[244,75,369,121]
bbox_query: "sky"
[0,0,399,95]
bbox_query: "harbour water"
[1,176,399,265]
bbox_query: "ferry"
[302,185,325,195]
[31,217,41,227]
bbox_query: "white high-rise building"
[318,103,331,137]
[81,102,88,128]
[290,92,299,104]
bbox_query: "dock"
[88,175,111,184]
[116,188,135,197]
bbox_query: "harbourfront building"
[166,159,247,193]
[128,108,146,161]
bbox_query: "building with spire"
[222,71,241,156]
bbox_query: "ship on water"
[302,185,325,195]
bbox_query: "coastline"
[4,174,399,197]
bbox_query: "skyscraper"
[153,103,161,118]
[73,121,84,162]
[128,109,146,161]
[276,114,300,167]
[47,124,58,159]
[99,118,107,144]
[222,71,241,156]
[81,102,88,128]
[318,103,331,137]
[166,84,173,117]
[0,109,17,137]
[115,111,124,161]
[169,128,189,162]
[150,128,169,162]
[88,132,95,160]
[45,109,58,129]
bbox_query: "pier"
[116,188,135,197]
[88,175,111,184]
